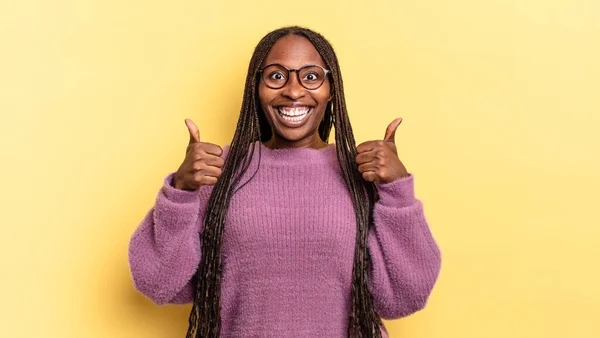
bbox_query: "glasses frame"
[258,63,331,90]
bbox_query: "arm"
[367,174,442,319]
[128,173,212,305]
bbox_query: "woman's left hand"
[356,117,410,183]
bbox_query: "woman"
[129,26,441,338]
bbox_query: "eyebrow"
[261,62,327,69]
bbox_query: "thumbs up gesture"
[172,119,224,191]
[355,118,409,183]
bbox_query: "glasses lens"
[299,66,326,89]
[262,65,288,89]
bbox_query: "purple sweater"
[128,142,441,337]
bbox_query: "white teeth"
[277,107,311,124]
[278,107,310,116]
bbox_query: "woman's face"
[258,34,331,149]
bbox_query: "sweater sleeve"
[128,173,212,305]
[367,173,442,319]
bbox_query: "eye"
[268,71,286,81]
[303,72,320,82]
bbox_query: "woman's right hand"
[172,119,224,191]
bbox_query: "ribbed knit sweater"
[128,142,441,337]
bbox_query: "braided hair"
[186,26,383,338]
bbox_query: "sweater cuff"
[161,173,200,204]
[375,173,416,208]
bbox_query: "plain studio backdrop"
[1,0,598,337]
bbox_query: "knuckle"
[193,144,207,153]
[195,161,209,171]
[200,177,217,185]
[191,143,201,152]
[193,152,205,161]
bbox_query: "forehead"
[262,34,326,69]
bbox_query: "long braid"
[186,26,382,338]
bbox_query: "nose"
[280,71,305,100]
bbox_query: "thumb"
[383,117,403,143]
[185,119,200,144]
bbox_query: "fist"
[356,117,409,183]
[172,119,224,191]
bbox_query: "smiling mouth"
[277,107,312,124]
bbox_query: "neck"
[264,133,328,150]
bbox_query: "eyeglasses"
[259,63,331,90]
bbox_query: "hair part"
[186,26,382,338]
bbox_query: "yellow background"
[1,0,599,337]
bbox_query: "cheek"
[258,85,283,118]
[314,82,332,109]
[318,81,332,103]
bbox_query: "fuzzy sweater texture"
[128,142,441,337]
